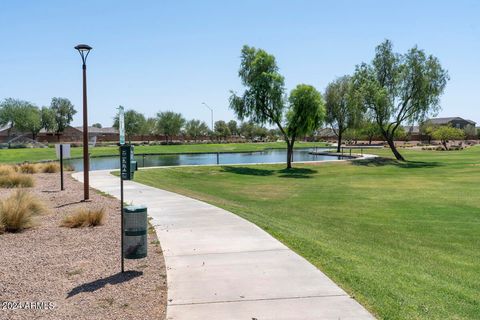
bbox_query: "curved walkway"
[72,167,374,320]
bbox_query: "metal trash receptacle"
[130,160,137,178]
[123,205,147,259]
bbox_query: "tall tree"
[50,97,76,141]
[185,119,209,142]
[359,119,382,145]
[155,111,185,142]
[230,45,324,168]
[285,84,325,165]
[239,122,255,141]
[14,104,42,140]
[41,106,56,133]
[143,117,157,135]
[113,108,147,142]
[214,120,231,140]
[92,123,102,128]
[0,98,23,137]
[351,40,448,160]
[325,76,359,152]
[432,126,465,150]
[227,120,238,136]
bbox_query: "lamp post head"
[74,44,92,65]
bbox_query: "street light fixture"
[202,102,214,131]
[75,44,92,201]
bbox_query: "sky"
[0,0,479,127]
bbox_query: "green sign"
[120,145,131,180]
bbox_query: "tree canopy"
[14,103,42,140]
[50,97,76,139]
[325,76,360,152]
[214,120,231,139]
[227,120,238,136]
[351,40,449,160]
[113,108,146,142]
[230,45,324,168]
[184,119,209,141]
[0,98,25,136]
[155,111,185,142]
[432,126,465,150]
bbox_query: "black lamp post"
[75,44,92,201]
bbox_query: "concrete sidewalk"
[72,169,374,320]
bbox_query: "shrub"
[61,208,105,228]
[41,162,60,173]
[0,173,34,188]
[0,165,15,176]
[63,164,75,171]
[17,163,39,174]
[0,190,46,232]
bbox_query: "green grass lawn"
[132,146,480,319]
[0,141,325,164]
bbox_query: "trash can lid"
[124,205,147,213]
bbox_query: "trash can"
[123,205,148,259]
[130,160,137,178]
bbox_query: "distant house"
[39,126,119,143]
[425,117,476,129]
[0,125,119,143]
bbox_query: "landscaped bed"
[0,171,167,319]
[130,146,480,319]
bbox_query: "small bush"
[0,190,46,232]
[0,173,34,188]
[17,163,39,174]
[41,162,60,173]
[61,208,105,228]
[0,165,15,176]
[63,164,75,171]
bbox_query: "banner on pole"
[119,106,125,145]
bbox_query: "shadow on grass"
[221,166,274,176]
[221,166,317,179]
[352,158,442,168]
[67,271,142,298]
[277,168,317,179]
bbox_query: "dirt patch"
[0,173,167,320]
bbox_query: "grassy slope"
[132,147,480,319]
[0,141,324,164]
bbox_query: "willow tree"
[230,45,324,168]
[352,40,448,161]
[325,76,360,152]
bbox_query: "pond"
[66,148,345,171]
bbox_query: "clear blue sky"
[1,0,479,127]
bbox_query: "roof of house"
[316,127,336,137]
[74,126,118,134]
[426,117,476,125]
[403,125,420,133]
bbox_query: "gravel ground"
[0,172,167,320]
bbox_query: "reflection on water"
[67,148,343,171]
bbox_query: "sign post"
[119,106,125,145]
[118,106,126,273]
[55,144,71,191]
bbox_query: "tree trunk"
[336,130,342,153]
[368,135,373,145]
[286,140,294,169]
[442,140,448,150]
[386,136,405,161]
